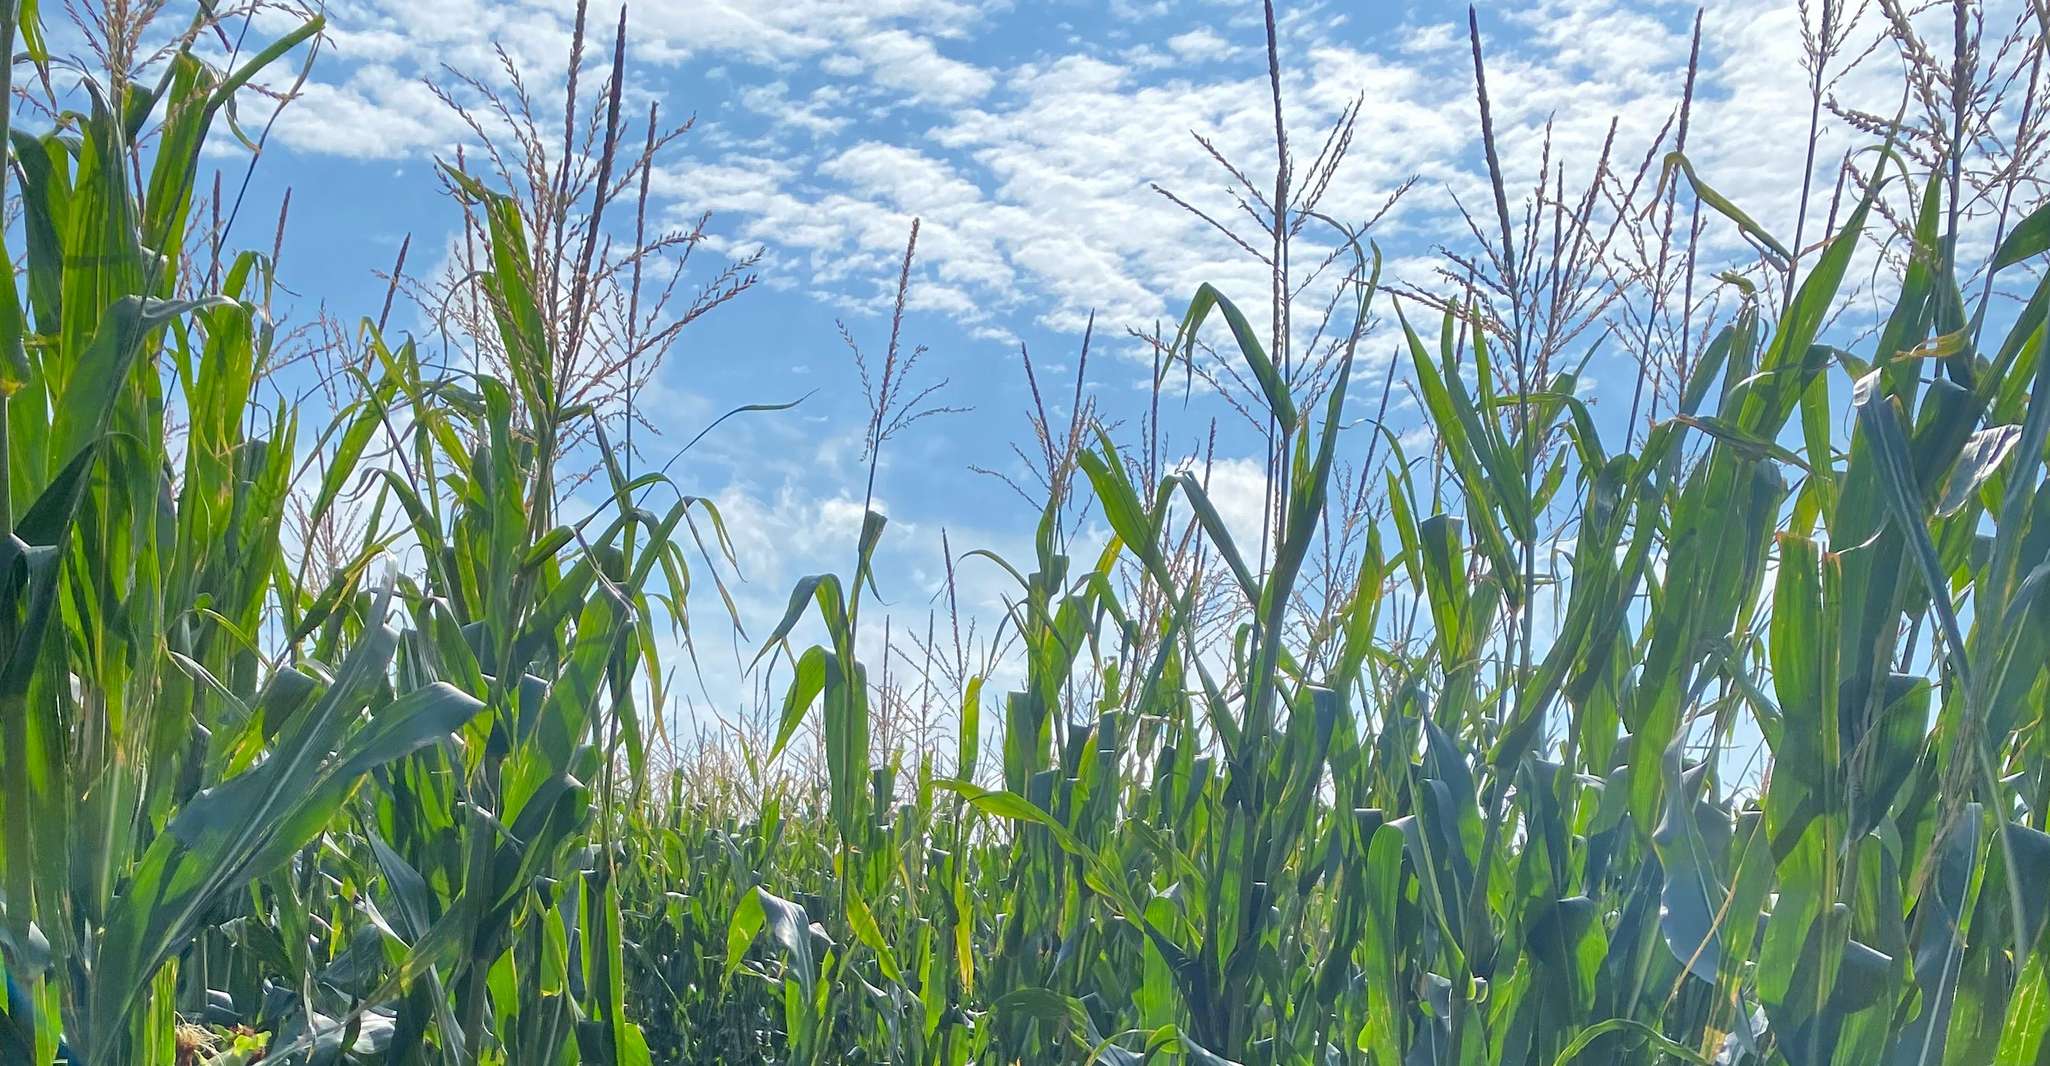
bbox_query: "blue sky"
[151,0,2028,737]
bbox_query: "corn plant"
[5,3,2050,1066]
[729,59,2050,1066]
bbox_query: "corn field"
[3,0,2050,1064]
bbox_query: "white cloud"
[273,67,471,159]
[648,21,1451,348]
[739,81,852,137]
[1166,28,1234,63]
[85,0,2046,362]
[1180,455,1270,554]
[265,0,999,157]
[849,29,997,105]
[272,0,1972,368]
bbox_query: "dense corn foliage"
[5,2,2050,1065]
